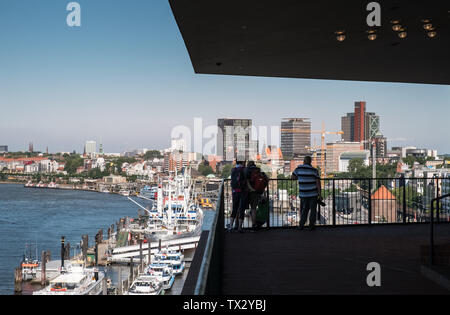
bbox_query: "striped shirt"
[292,164,320,198]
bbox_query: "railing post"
[402,179,407,224]
[332,179,336,226]
[430,199,434,265]
[266,180,271,228]
[436,178,440,223]
[368,179,372,225]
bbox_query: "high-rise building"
[85,141,97,156]
[280,118,311,160]
[341,113,354,142]
[0,145,8,153]
[354,101,366,142]
[28,142,34,153]
[341,102,385,156]
[217,119,252,162]
[365,112,380,141]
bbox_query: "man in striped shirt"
[291,156,322,231]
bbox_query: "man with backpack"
[228,161,248,233]
[246,161,269,230]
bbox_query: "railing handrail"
[429,193,450,265]
[266,177,449,181]
[194,180,224,295]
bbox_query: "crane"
[281,122,344,177]
[304,138,320,168]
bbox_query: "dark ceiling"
[169,0,449,85]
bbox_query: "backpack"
[231,166,245,191]
[250,168,268,193]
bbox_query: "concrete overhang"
[169,0,449,85]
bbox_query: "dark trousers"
[232,191,248,221]
[299,197,318,228]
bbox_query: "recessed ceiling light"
[427,31,437,38]
[398,31,407,39]
[392,24,402,31]
[423,23,433,30]
[335,31,346,42]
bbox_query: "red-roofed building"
[371,185,397,223]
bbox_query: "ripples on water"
[0,184,216,295]
[0,184,140,295]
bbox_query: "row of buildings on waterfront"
[1,101,448,180]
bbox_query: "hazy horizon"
[1,1,449,154]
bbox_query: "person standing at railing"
[228,161,248,233]
[246,161,269,230]
[291,156,322,231]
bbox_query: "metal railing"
[430,193,450,265]
[223,177,450,229]
[191,177,450,294]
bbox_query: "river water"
[0,183,214,295]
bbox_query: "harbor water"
[0,183,216,295]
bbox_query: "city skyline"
[1,1,449,154]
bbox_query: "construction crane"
[304,138,320,168]
[281,122,344,177]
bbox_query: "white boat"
[33,260,105,295]
[127,168,204,241]
[153,249,185,276]
[24,181,35,188]
[99,186,110,193]
[145,263,175,291]
[128,275,163,295]
[22,259,39,281]
[48,182,58,189]
[119,189,130,196]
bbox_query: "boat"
[119,189,130,197]
[33,260,105,295]
[24,181,35,188]
[139,186,158,199]
[153,249,185,276]
[99,186,110,193]
[128,275,163,295]
[145,263,175,291]
[22,259,39,281]
[21,242,39,281]
[127,168,204,241]
[48,182,58,189]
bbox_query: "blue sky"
[0,0,449,154]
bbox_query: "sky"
[0,0,449,154]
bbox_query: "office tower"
[28,142,34,153]
[217,119,252,162]
[341,113,354,142]
[280,118,311,160]
[85,141,97,156]
[365,112,380,141]
[354,101,366,142]
[0,145,8,153]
